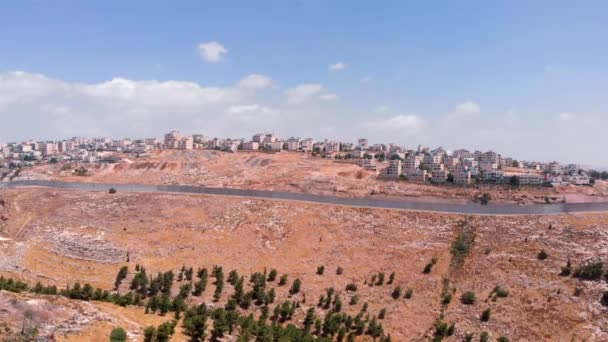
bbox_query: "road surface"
[2,180,608,215]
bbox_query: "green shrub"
[460,291,476,305]
[537,249,548,260]
[494,286,509,298]
[423,263,434,274]
[404,288,413,299]
[479,331,489,342]
[601,291,608,307]
[345,283,358,292]
[109,327,127,342]
[336,266,344,275]
[573,262,603,280]
[480,308,491,322]
[497,337,510,342]
[316,266,325,275]
[109,188,117,194]
[391,286,402,300]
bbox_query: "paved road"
[2,180,608,215]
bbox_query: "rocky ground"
[0,187,606,341]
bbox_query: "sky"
[0,1,607,166]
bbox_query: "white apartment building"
[479,161,498,172]
[325,141,340,154]
[379,159,402,179]
[517,173,543,186]
[453,170,472,185]
[407,169,429,182]
[566,174,590,185]
[164,131,182,149]
[267,141,283,151]
[357,158,376,171]
[242,141,259,150]
[286,140,300,151]
[431,169,449,184]
[403,154,423,171]
[179,136,194,150]
[300,139,315,152]
[39,142,58,156]
[547,162,563,175]
[358,138,368,150]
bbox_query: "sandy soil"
[0,187,606,341]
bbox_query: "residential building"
[242,141,259,150]
[379,159,402,179]
[407,169,429,182]
[325,141,340,154]
[431,169,449,184]
[453,170,472,185]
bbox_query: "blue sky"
[1,1,607,166]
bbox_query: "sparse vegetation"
[109,327,127,342]
[480,308,491,322]
[572,262,603,280]
[391,286,402,299]
[461,291,477,305]
[316,265,325,275]
[404,288,413,299]
[109,187,117,194]
[537,249,548,260]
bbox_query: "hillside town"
[1,131,604,187]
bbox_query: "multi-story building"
[483,170,505,184]
[300,139,315,152]
[242,141,259,150]
[325,141,341,154]
[286,139,300,151]
[403,154,423,171]
[179,136,194,150]
[517,173,543,186]
[164,131,182,149]
[379,159,402,179]
[357,158,376,171]
[357,138,368,150]
[453,170,472,185]
[407,169,429,182]
[431,169,449,184]
[547,162,563,175]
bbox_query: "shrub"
[537,249,548,260]
[391,286,402,300]
[441,292,452,305]
[345,283,358,292]
[560,259,572,276]
[404,288,413,299]
[378,308,387,319]
[349,295,359,305]
[573,262,603,280]
[316,266,325,275]
[497,337,510,342]
[387,272,395,284]
[480,193,491,205]
[460,291,476,305]
[336,266,344,275]
[601,291,608,307]
[289,278,302,295]
[480,331,489,342]
[110,327,127,342]
[279,274,288,286]
[423,263,434,274]
[267,269,278,282]
[494,286,509,298]
[480,308,491,322]
[109,188,117,194]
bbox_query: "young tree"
[267,269,278,282]
[289,278,302,295]
[109,327,127,342]
[114,266,128,290]
[461,291,477,305]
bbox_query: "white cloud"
[329,62,346,71]
[319,93,338,101]
[238,74,272,89]
[455,101,480,114]
[365,114,424,133]
[360,76,372,83]
[197,41,228,63]
[225,104,280,123]
[286,84,336,104]
[374,106,390,113]
[559,112,577,121]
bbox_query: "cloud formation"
[238,74,272,89]
[285,84,336,104]
[558,112,577,121]
[197,41,228,63]
[455,101,480,114]
[329,62,346,71]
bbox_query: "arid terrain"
[0,185,607,341]
[11,150,608,205]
